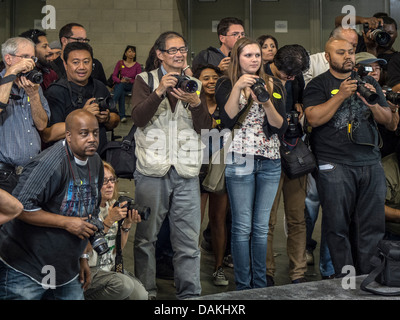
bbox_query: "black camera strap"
[64,143,93,218]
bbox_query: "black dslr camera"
[94,96,116,111]
[352,70,379,105]
[172,75,198,93]
[88,216,109,255]
[363,23,391,47]
[250,78,270,103]
[18,68,43,84]
[385,89,400,105]
[114,195,151,221]
[285,110,302,139]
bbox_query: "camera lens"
[372,30,390,46]
[91,235,109,255]
[251,79,270,103]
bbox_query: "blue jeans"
[0,260,84,300]
[316,160,386,275]
[225,156,281,290]
[305,173,334,277]
[113,82,132,118]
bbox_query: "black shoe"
[200,239,213,254]
[266,275,275,287]
[322,274,335,280]
[292,277,307,284]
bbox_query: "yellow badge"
[331,89,339,95]
[273,92,282,99]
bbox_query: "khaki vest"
[134,69,204,178]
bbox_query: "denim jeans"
[113,82,133,118]
[316,160,386,275]
[0,260,84,300]
[304,173,334,277]
[225,156,281,290]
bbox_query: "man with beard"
[303,38,392,277]
[19,29,58,91]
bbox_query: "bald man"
[0,109,105,300]
[303,38,391,278]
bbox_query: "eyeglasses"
[66,37,90,43]
[225,32,246,38]
[103,177,117,185]
[10,54,38,63]
[372,66,382,72]
[160,46,188,55]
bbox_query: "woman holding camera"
[215,37,287,290]
[84,161,148,300]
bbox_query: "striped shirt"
[0,69,51,167]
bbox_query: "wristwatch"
[80,253,90,260]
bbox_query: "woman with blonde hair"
[84,161,148,300]
[215,37,287,290]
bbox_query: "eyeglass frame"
[103,177,118,185]
[66,36,90,43]
[159,46,189,55]
[9,54,38,63]
[225,32,246,38]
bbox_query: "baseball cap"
[49,40,61,50]
[355,52,387,65]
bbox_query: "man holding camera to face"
[303,37,392,277]
[131,31,213,300]
[42,42,119,153]
[0,37,50,193]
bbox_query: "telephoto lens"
[250,78,270,103]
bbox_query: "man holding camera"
[0,37,50,193]
[303,38,392,277]
[131,31,213,300]
[43,42,119,153]
[0,109,104,300]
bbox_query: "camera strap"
[346,95,383,148]
[64,143,93,218]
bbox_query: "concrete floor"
[111,117,324,300]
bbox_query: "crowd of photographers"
[0,11,399,300]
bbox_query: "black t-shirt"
[0,141,104,286]
[45,77,117,153]
[303,70,388,166]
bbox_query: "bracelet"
[80,253,90,260]
[103,221,112,228]
[392,108,398,113]
[182,65,190,72]
[121,226,131,232]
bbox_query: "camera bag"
[280,136,316,179]
[99,124,137,179]
[360,240,400,296]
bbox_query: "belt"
[0,162,23,175]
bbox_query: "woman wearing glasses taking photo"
[215,37,287,290]
[84,161,148,300]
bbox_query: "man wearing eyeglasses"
[50,23,107,86]
[192,17,245,73]
[131,31,213,300]
[0,37,50,193]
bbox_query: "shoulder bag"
[360,240,400,296]
[202,98,252,194]
[280,135,316,179]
